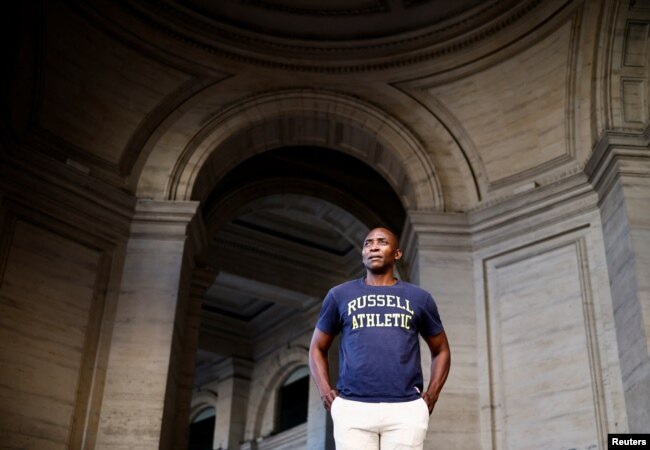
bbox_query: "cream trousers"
[330,397,430,450]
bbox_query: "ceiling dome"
[126,0,549,72]
[177,0,491,41]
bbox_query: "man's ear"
[394,248,403,260]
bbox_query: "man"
[309,227,451,450]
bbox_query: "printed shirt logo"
[346,294,414,330]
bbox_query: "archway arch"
[154,92,430,450]
[137,90,444,211]
[245,347,309,441]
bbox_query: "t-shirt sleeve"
[419,294,444,337]
[315,289,342,335]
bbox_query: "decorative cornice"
[469,171,598,248]
[403,127,650,253]
[237,0,388,16]
[133,0,506,53]
[585,126,650,201]
[470,163,586,213]
[99,0,573,73]
[403,170,600,253]
[402,210,472,257]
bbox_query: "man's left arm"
[422,331,451,414]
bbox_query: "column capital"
[402,210,472,255]
[130,199,201,237]
[197,356,254,387]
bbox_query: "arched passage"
[191,144,411,448]
[127,87,443,450]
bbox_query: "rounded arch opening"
[275,366,310,433]
[201,146,406,235]
[197,145,411,285]
[188,406,216,450]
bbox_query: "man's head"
[361,227,402,274]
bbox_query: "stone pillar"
[95,200,205,450]
[0,150,134,450]
[588,131,650,432]
[173,267,219,450]
[402,212,480,450]
[207,357,253,450]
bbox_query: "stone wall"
[0,151,133,449]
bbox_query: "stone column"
[95,200,205,450]
[173,267,219,450]
[588,131,650,432]
[402,212,480,450]
[0,150,134,450]
[207,357,253,450]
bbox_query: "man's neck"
[364,272,398,286]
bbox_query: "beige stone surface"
[427,21,572,187]
[39,1,191,166]
[2,1,650,449]
[488,242,599,449]
[417,248,480,449]
[0,221,102,449]
[95,201,200,450]
[599,166,650,433]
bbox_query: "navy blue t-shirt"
[316,278,444,402]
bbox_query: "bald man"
[309,227,451,450]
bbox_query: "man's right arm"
[308,328,338,410]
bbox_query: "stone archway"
[137,89,444,212]
[108,89,445,450]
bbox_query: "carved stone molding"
[157,89,441,212]
[78,0,579,74]
[585,126,650,202]
[0,148,135,242]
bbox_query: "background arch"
[244,347,310,441]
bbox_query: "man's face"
[362,228,402,273]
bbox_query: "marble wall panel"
[621,79,647,124]
[415,248,479,449]
[0,215,110,449]
[611,6,650,130]
[426,21,572,185]
[484,239,600,449]
[623,22,649,68]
